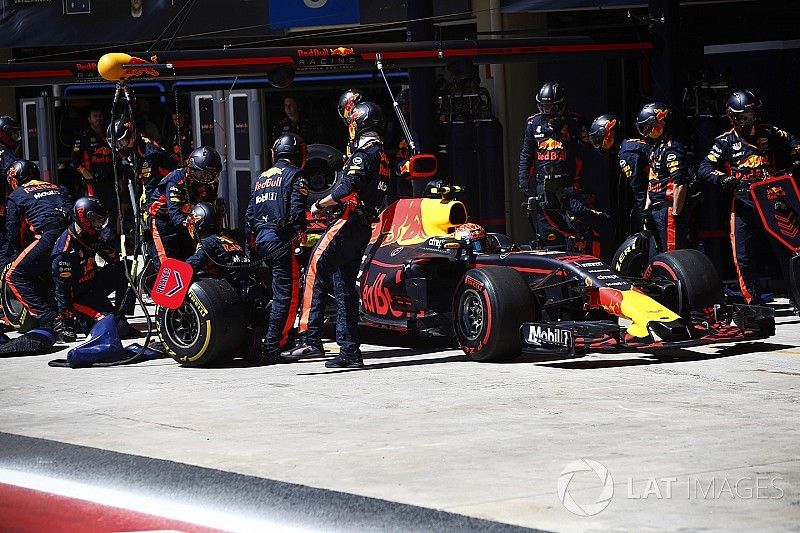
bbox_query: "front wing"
[520,304,775,355]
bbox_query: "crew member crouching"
[52,197,135,341]
[3,160,71,335]
[186,202,259,300]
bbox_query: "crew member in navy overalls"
[52,196,133,341]
[638,103,691,255]
[589,113,651,226]
[245,133,307,364]
[186,202,257,299]
[518,82,595,249]
[699,89,800,304]
[145,146,220,272]
[0,116,20,269]
[284,102,389,369]
[4,160,70,335]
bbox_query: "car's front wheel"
[453,266,532,362]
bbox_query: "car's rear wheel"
[644,249,724,316]
[453,266,532,362]
[157,278,249,367]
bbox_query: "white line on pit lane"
[0,467,309,533]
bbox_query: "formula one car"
[157,185,775,365]
[356,187,774,361]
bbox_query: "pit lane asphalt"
[0,301,799,532]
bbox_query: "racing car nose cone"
[648,319,691,342]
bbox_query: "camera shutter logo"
[304,0,328,7]
[558,459,614,516]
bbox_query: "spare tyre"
[1,267,43,333]
[453,266,533,362]
[644,249,724,317]
[305,143,344,203]
[157,278,249,367]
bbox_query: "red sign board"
[150,258,193,309]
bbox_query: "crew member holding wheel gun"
[284,102,389,369]
[245,132,308,365]
[145,146,220,271]
[699,89,800,306]
[52,197,135,342]
[517,82,609,257]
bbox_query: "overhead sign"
[269,0,360,29]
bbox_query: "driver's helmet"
[454,223,489,253]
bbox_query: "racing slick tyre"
[454,266,533,362]
[1,274,37,332]
[612,232,654,277]
[305,144,344,204]
[157,278,248,367]
[644,249,724,317]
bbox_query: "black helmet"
[0,116,21,148]
[188,202,218,240]
[347,101,384,141]
[7,159,39,190]
[337,88,365,124]
[187,146,222,184]
[536,82,566,117]
[271,132,308,167]
[726,89,762,133]
[636,102,671,140]
[589,114,622,151]
[72,196,109,237]
[106,120,134,153]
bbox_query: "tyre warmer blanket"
[47,315,165,368]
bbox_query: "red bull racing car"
[358,189,775,361]
[156,186,775,366]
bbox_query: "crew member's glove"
[720,175,739,192]
[641,208,654,233]
[54,314,77,343]
[790,160,800,179]
[546,116,565,137]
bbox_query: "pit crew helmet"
[0,115,21,149]
[187,146,222,185]
[72,196,109,237]
[536,82,566,118]
[636,102,671,140]
[726,89,762,133]
[338,88,365,124]
[106,120,134,154]
[454,223,489,253]
[347,101,384,141]
[7,159,39,190]
[271,132,308,168]
[589,114,622,151]
[188,202,219,240]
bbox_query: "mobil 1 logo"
[522,323,574,352]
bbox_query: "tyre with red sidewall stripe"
[453,266,533,362]
[1,266,42,333]
[643,249,723,317]
[157,278,248,367]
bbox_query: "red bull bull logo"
[330,47,355,57]
[538,138,564,151]
[124,56,160,78]
[739,154,767,169]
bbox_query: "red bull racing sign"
[750,174,800,253]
